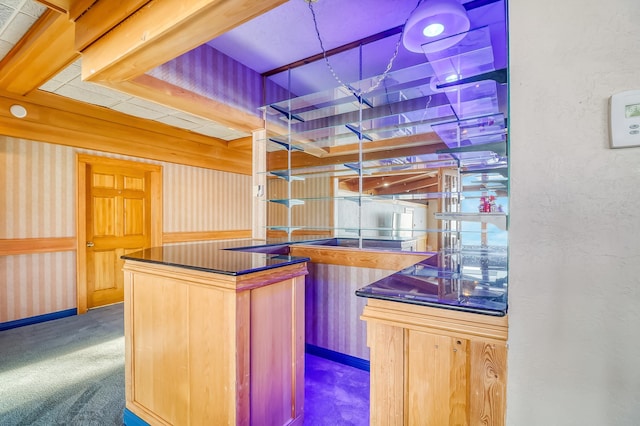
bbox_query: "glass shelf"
[266,190,507,205]
[268,199,305,207]
[435,212,508,231]
[269,170,306,182]
[266,225,507,236]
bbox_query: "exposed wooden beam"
[0,90,251,174]
[324,131,443,156]
[36,0,72,14]
[109,74,264,133]
[81,0,288,83]
[0,10,78,95]
[228,136,253,152]
[23,89,228,148]
[268,140,449,170]
[74,0,149,51]
[373,176,439,195]
[36,0,99,18]
[68,0,98,20]
[341,173,436,193]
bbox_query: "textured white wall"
[508,1,640,424]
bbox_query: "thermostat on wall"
[610,90,640,148]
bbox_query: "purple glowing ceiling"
[206,0,508,149]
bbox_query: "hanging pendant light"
[402,0,470,54]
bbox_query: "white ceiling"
[208,0,421,74]
[0,0,45,57]
[0,0,250,141]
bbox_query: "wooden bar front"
[122,260,307,426]
[361,298,508,426]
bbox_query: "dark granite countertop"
[123,238,507,315]
[121,239,310,276]
[355,247,508,316]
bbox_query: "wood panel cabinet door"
[86,163,152,308]
[405,330,506,426]
[363,300,508,426]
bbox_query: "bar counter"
[355,247,508,317]
[121,239,310,426]
[120,239,308,275]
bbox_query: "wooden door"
[77,155,162,312]
[86,163,151,308]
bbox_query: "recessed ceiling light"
[10,104,27,118]
[445,74,459,82]
[423,23,444,37]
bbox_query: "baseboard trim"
[0,308,77,332]
[123,408,149,426]
[305,344,370,372]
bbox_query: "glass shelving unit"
[260,23,508,272]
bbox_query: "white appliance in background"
[392,212,413,238]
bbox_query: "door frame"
[76,154,163,314]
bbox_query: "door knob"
[86,241,94,247]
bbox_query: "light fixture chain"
[306,0,424,97]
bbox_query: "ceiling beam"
[0,89,250,174]
[323,131,443,156]
[373,175,439,195]
[111,74,264,133]
[74,0,149,51]
[35,0,72,14]
[340,171,439,193]
[0,10,78,95]
[80,0,288,83]
[341,173,420,193]
[228,136,253,152]
[268,141,448,171]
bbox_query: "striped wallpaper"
[0,252,76,322]
[268,176,333,230]
[0,137,252,323]
[305,262,395,360]
[163,162,251,232]
[0,139,75,239]
[148,44,291,118]
[149,44,263,118]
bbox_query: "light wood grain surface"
[362,299,508,425]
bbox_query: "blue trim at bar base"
[0,308,77,331]
[123,408,149,426]
[306,344,370,372]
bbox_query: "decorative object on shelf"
[402,0,470,53]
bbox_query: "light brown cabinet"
[361,298,508,425]
[122,259,307,426]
